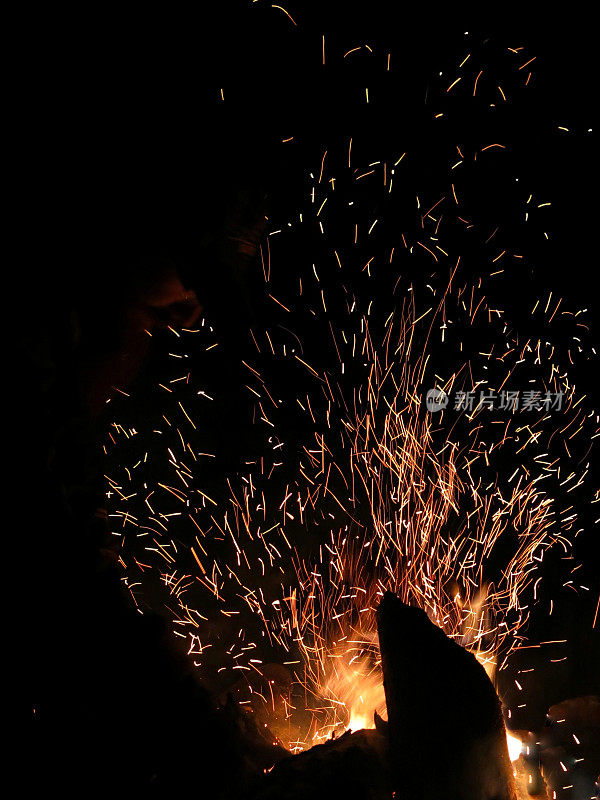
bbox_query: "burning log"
[244,592,520,798]
[377,592,517,800]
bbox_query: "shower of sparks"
[104,28,596,793]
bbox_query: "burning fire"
[105,63,596,788]
[320,644,386,735]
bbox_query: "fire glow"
[105,136,596,791]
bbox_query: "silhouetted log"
[376,592,517,800]
[245,592,520,799]
[243,728,390,800]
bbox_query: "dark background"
[14,1,598,792]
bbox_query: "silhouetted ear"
[373,710,387,736]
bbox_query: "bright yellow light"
[506,732,522,762]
